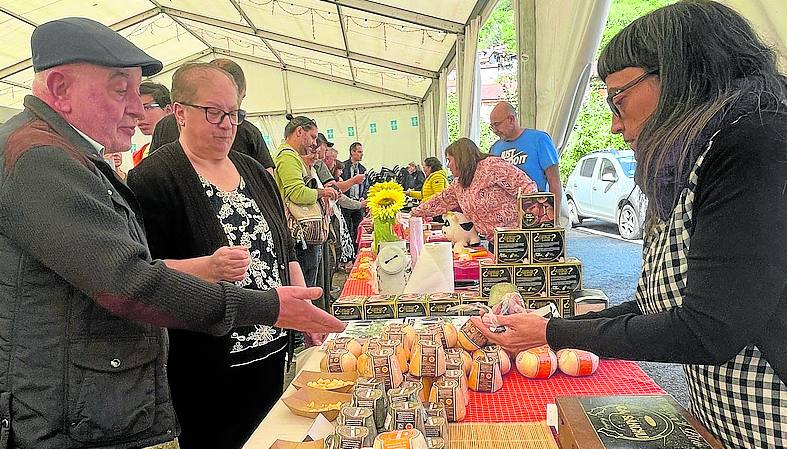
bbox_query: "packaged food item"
[457,292,489,316]
[526,296,574,318]
[320,348,358,373]
[379,339,410,374]
[369,348,404,390]
[423,416,448,439]
[557,348,599,376]
[479,262,514,297]
[396,293,430,318]
[547,259,583,295]
[328,337,363,358]
[428,379,466,422]
[381,323,417,354]
[337,406,377,445]
[331,295,367,321]
[385,401,427,433]
[519,192,555,228]
[440,369,469,405]
[372,429,428,449]
[473,345,511,375]
[530,229,565,263]
[425,436,446,449]
[494,227,531,264]
[456,320,488,352]
[467,355,503,393]
[352,387,387,430]
[516,345,558,379]
[409,340,447,378]
[387,385,421,406]
[405,373,432,404]
[365,294,398,320]
[514,264,548,297]
[426,293,460,317]
[334,425,370,449]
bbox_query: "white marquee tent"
[0,0,784,171]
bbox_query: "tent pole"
[516,0,537,128]
[282,70,292,114]
[418,102,427,163]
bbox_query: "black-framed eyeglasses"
[179,102,246,125]
[143,102,161,111]
[606,69,658,117]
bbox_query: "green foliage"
[446,92,499,152]
[598,0,674,57]
[478,0,515,53]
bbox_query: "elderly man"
[489,101,562,217]
[132,81,172,165]
[0,17,343,449]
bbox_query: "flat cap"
[32,17,163,76]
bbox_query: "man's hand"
[350,173,365,185]
[360,199,368,209]
[274,286,346,333]
[208,246,250,282]
[470,313,549,354]
[319,188,339,201]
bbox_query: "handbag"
[281,152,330,246]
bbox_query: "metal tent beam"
[160,7,437,79]
[0,6,38,27]
[147,1,212,50]
[147,48,214,78]
[0,7,161,79]
[335,3,357,84]
[0,79,30,90]
[227,0,285,66]
[214,48,421,104]
[319,0,465,34]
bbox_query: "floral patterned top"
[201,174,288,367]
[411,157,537,237]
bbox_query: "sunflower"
[368,187,406,222]
[367,180,402,199]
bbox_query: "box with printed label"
[458,292,489,315]
[547,259,583,295]
[427,292,460,316]
[514,264,548,297]
[526,296,574,318]
[531,228,565,263]
[331,295,367,321]
[479,261,514,297]
[396,293,429,318]
[364,294,398,320]
[494,227,530,264]
[519,192,555,228]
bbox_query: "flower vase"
[373,217,398,254]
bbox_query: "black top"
[548,110,787,380]
[148,114,275,169]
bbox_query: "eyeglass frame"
[178,102,246,125]
[606,69,659,117]
[489,114,514,130]
[142,102,161,111]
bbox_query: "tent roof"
[0,0,491,112]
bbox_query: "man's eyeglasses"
[490,115,512,129]
[606,69,658,117]
[143,103,161,111]
[180,103,246,125]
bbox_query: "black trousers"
[342,207,364,251]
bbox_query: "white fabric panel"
[457,17,481,142]
[158,0,245,23]
[242,0,347,50]
[0,12,34,68]
[381,0,475,24]
[10,0,151,26]
[351,61,431,99]
[437,68,450,154]
[122,15,208,68]
[351,105,422,171]
[267,41,353,81]
[285,71,408,111]
[531,0,610,152]
[177,18,278,61]
[722,0,787,70]
[0,106,22,124]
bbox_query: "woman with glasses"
[274,114,339,291]
[473,2,787,447]
[128,63,304,449]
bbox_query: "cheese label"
[531,229,565,263]
[515,264,548,297]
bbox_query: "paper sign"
[305,413,334,442]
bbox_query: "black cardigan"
[547,110,787,381]
[127,141,295,282]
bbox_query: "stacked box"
[479,261,514,297]
[494,227,530,264]
[458,292,489,316]
[531,228,565,263]
[547,258,582,296]
[364,294,398,319]
[526,296,574,318]
[332,295,367,321]
[427,293,460,317]
[514,264,548,297]
[396,293,429,318]
[519,192,556,228]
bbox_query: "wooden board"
[448,422,558,449]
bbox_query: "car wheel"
[567,198,582,226]
[618,203,643,240]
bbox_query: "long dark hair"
[598,0,787,219]
[445,138,488,188]
[423,157,443,173]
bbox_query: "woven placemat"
[448,422,558,449]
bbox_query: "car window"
[598,158,616,180]
[579,157,597,177]
[618,156,636,178]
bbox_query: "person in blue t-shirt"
[489,101,563,217]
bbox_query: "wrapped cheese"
[320,348,357,373]
[410,340,446,378]
[428,379,466,422]
[369,348,404,390]
[557,348,599,376]
[440,369,469,405]
[457,320,488,352]
[467,355,503,393]
[380,340,410,374]
[382,323,417,354]
[373,429,428,449]
[515,345,557,379]
[406,373,432,404]
[329,336,363,358]
[357,351,373,377]
[473,345,511,375]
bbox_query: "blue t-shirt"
[489,129,558,191]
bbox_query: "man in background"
[149,58,275,173]
[489,101,562,217]
[133,81,172,165]
[341,141,368,250]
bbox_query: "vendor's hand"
[274,286,346,333]
[350,173,365,185]
[360,199,368,208]
[208,246,250,282]
[470,313,549,354]
[319,188,339,201]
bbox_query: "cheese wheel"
[380,340,410,374]
[457,321,488,352]
[515,346,557,379]
[321,349,358,373]
[330,337,363,358]
[373,429,428,449]
[357,352,373,377]
[557,349,599,376]
[427,379,466,422]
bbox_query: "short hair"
[138,81,171,106]
[423,156,443,172]
[210,58,246,95]
[326,147,339,157]
[284,113,317,137]
[445,137,488,188]
[349,142,362,154]
[170,62,237,104]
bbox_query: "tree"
[446,92,498,152]
[478,0,515,53]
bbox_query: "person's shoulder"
[130,141,181,176]
[712,108,787,163]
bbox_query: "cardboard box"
[527,296,573,318]
[531,228,565,263]
[396,293,429,318]
[556,395,723,449]
[364,294,397,320]
[494,227,530,264]
[479,261,514,297]
[547,258,583,295]
[514,264,548,297]
[427,292,460,316]
[458,292,489,315]
[331,295,366,321]
[571,288,609,316]
[519,192,556,228]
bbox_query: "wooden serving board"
[448,422,558,449]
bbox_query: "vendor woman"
[474,2,787,448]
[411,137,537,239]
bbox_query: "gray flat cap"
[32,17,163,76]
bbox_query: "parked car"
[564,149,647,239]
